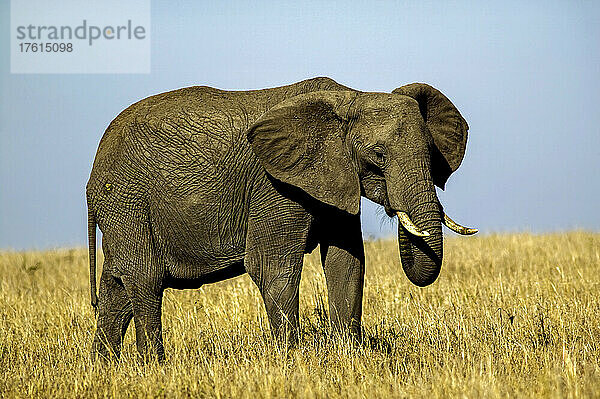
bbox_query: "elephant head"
[247,85,476,287]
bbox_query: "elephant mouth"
[382,197,396,218]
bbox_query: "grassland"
[0,232,598,398]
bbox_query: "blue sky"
[1,1,599,249]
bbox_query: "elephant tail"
[88,207,98,309]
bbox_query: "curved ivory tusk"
[396,211,430,237]
[443,214,478,235]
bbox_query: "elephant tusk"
[396,211,430,237]
[443,213,478,235]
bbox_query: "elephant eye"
[371,146,386,166]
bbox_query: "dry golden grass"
[1,232,599,398]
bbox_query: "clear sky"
[1,1,599,249]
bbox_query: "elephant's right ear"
[247,91,361,214]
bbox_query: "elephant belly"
[150,187,249,282]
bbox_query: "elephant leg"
[319,212,365,340]
[247,252,304,345]
[92,268,133,361]
[245,207,311,346]
[104,223,166,363]
[121,272,164,363]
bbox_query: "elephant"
[86,77,477,361]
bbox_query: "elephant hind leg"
[92,268,133,362]
[122,273,165,363]
[95,222,166,363]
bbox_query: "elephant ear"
[247,91,360,214]
[393,83,469,189]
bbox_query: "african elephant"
[87,77,476,361]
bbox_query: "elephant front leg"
[247,253,304,346]
[245,206,312,347]
[320,212,365,340]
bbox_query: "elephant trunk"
[388,162,443,287]
[397,216,442,287]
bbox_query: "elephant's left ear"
[393,83,469,189]
[246,91,361,214]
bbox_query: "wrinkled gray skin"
[87,77,470,361]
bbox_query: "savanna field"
[0,233,598,398]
